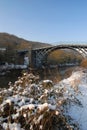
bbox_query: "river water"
[0,66,76,88]
[0,69,22,88]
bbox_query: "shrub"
[80,58,87,68]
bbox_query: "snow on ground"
[57,69,87,130]
[0,68,87,130]
[66,74,87,130]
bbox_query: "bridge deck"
[32,44,87,51]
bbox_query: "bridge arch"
[41,46,84,67]
[32,45,87,68]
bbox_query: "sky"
[0,0,87,44]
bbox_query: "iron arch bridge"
[30,44,87,68]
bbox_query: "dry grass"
[0,72,80,130]
[80,58,87,68]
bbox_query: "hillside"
[0,33,51,50]
[0,33,82,66]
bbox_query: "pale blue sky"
[0,0,87,44]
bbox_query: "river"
[0,66,77,88]
[0,69,22,88]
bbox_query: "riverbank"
[0,64,27,76]
[0,70,82,130]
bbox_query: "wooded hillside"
[0,33,51,50]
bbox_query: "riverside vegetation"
[0,69,85,130]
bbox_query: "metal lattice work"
[31,44,87,68]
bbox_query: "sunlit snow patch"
[58,69,87,130]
